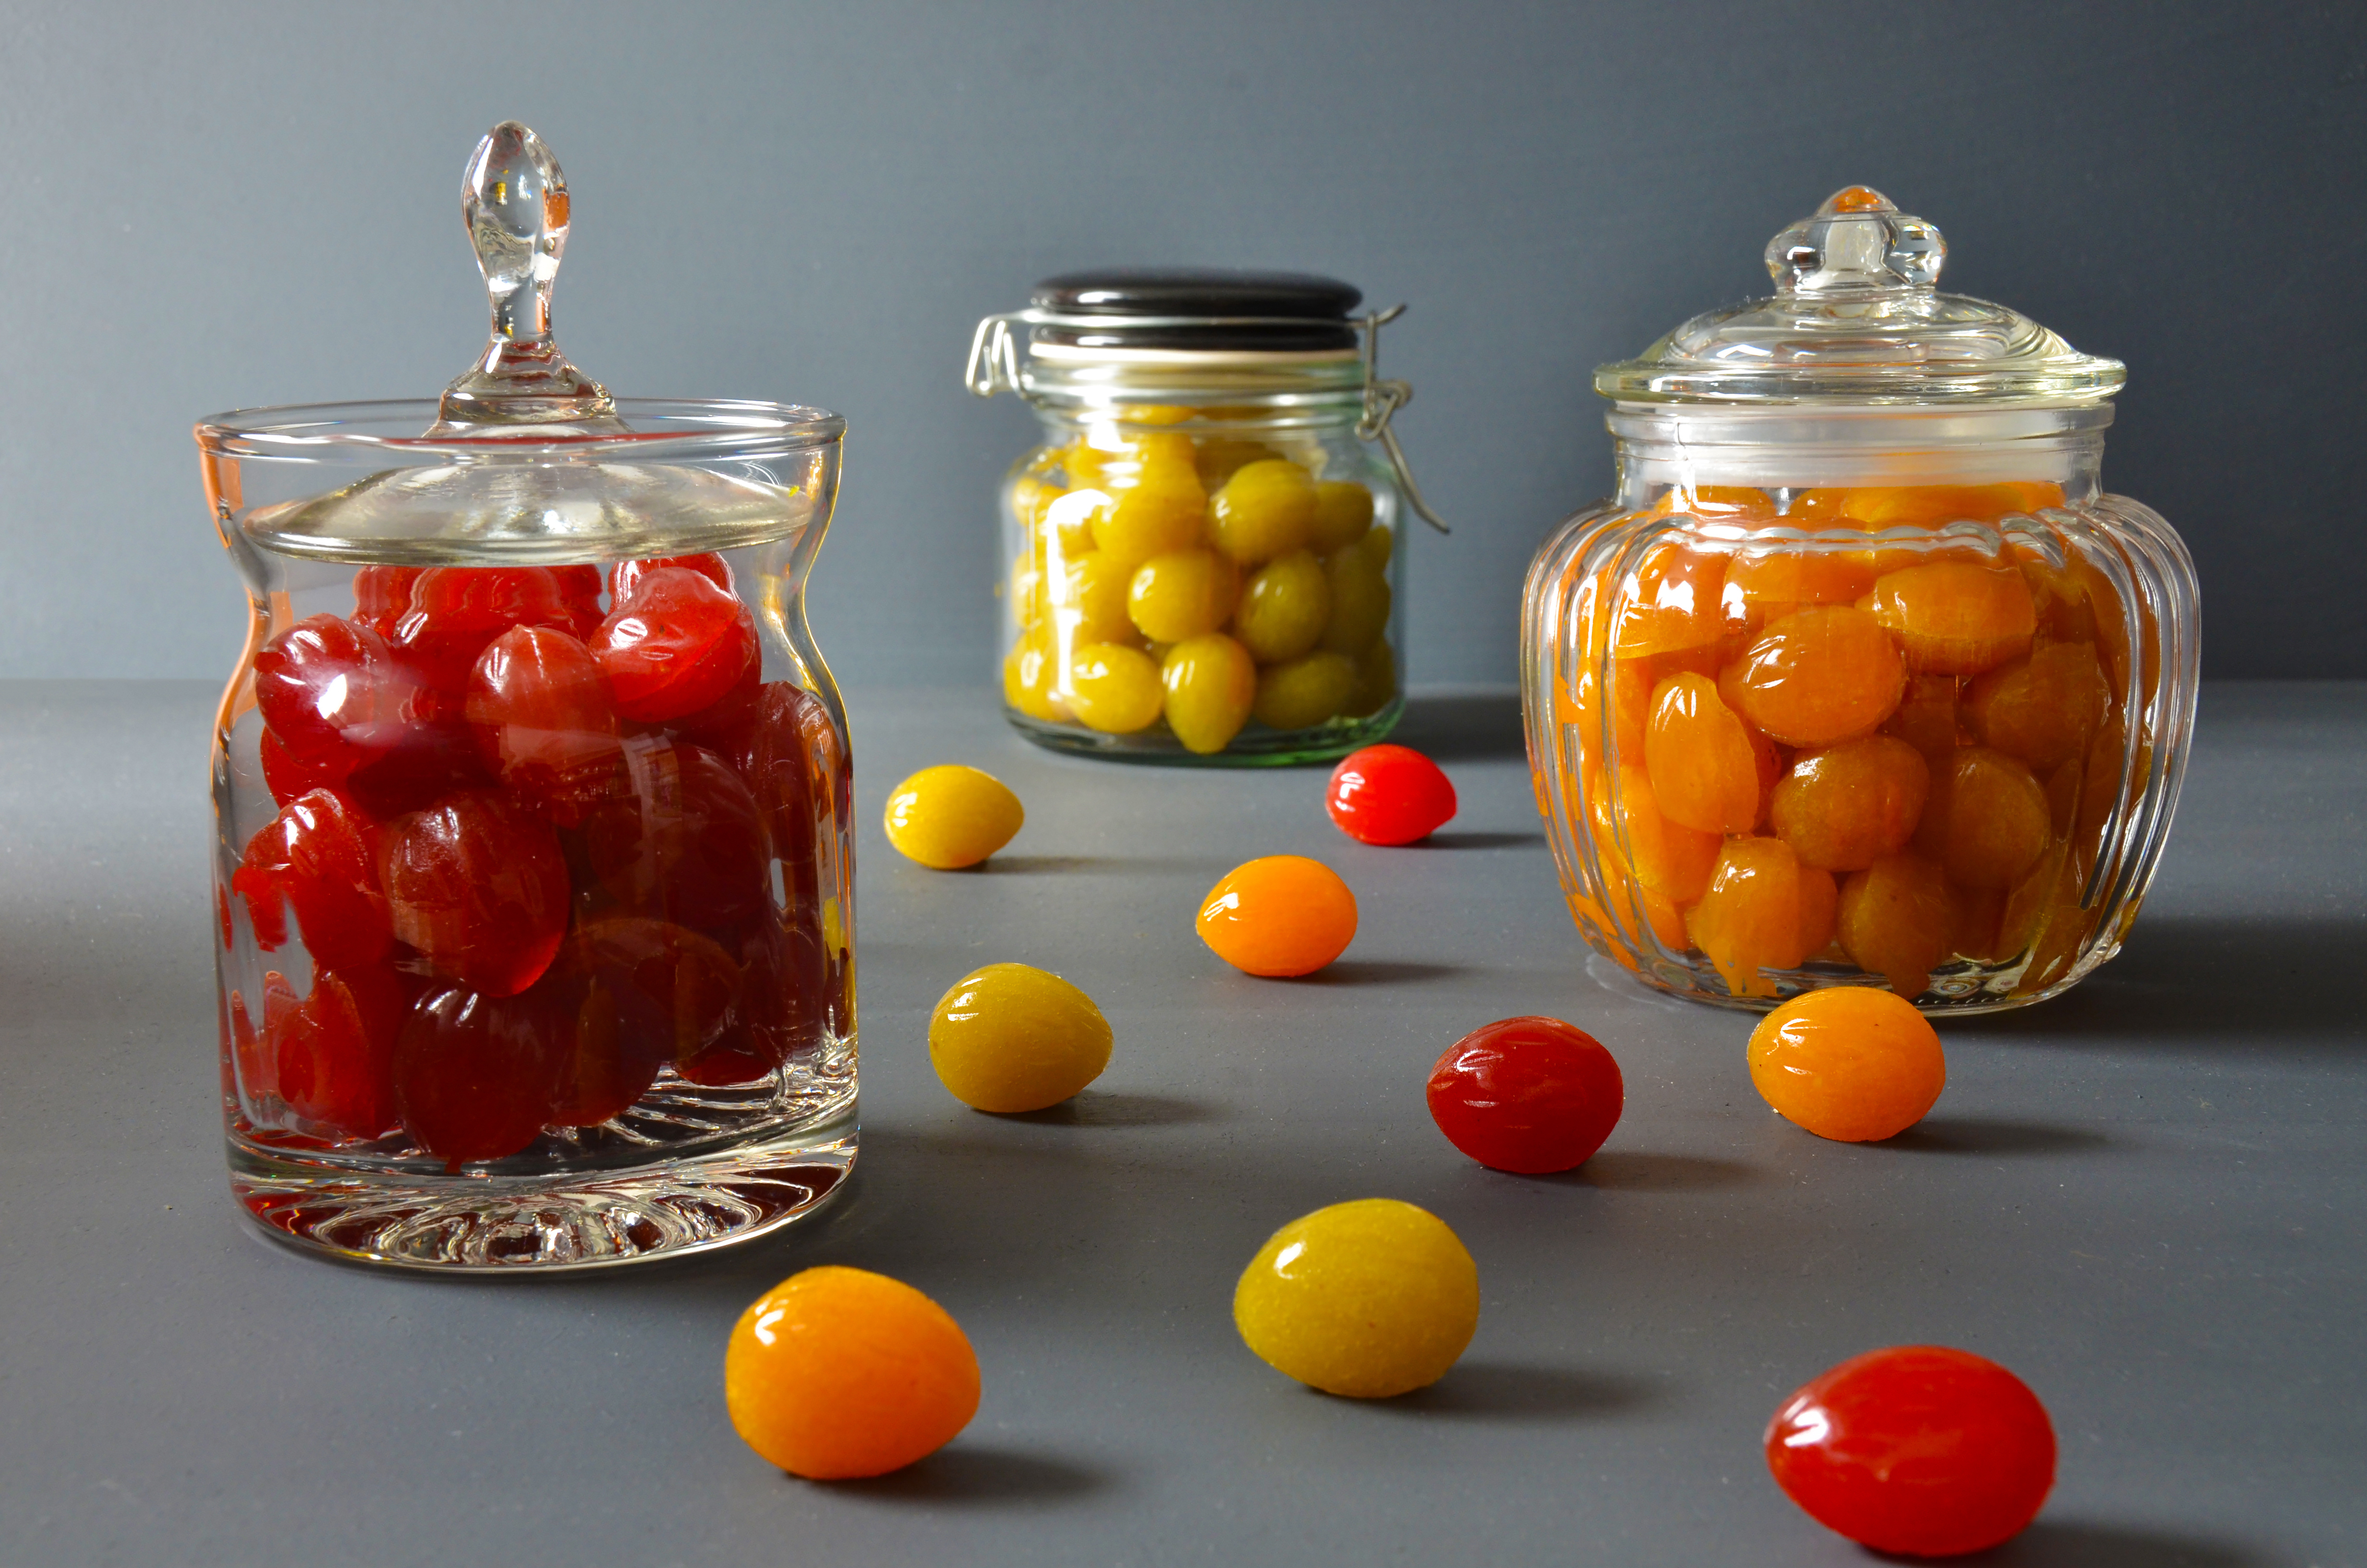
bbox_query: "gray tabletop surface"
[2,679,2360,1568]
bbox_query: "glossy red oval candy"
[589,567,759,722]
[1425,1015,1622,1173]
[377,789,570,996]
[394,981,570,1168]
[1766,1345,2056,1557]
[1326,744,1457,846]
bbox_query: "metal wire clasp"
[965,313,1024,398]
[1355,305,1448,535]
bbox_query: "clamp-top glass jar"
[967,270,1446,764]
[1523,188,2198,1011]
[199,125,855,1269]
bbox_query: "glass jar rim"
[195,397,844,465]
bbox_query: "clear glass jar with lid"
[1522,187,2198,1011]
[199,124,855,1269]
[967,270,1446,764]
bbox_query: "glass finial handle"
[432,121,618,433]
[1764,186,1946,296]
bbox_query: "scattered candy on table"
[1233,1198,1479,1399]
[928,962,1113,1113]
[1747,988,1947,1142]
[1765,1345,2055,1556]
[726,1266,981,1480]
[883,764,1025,869]
[1326,743,1458,845]
[1196,855,1358,977]
[1426,1016,1624,1173]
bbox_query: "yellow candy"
[1209,459,1316,565]
[1002,627,1068,722]
[1344,639,1398,718]
[1320,540,1391,654]
[1251,651,1355,731]
[1196,435,1279,489]
[1161,634,1258,754]
[928,962,1112,1113]
[1363,523,1395,569]
[1054,553,1136,644]
[1090,454,1208,572]
[1066,642,1163,733]
[1308,479,1374,552]
[1127,549,1238,644]
[1234,549,1331,664]
[1233,1198,1479,1398]
[1040,488,1105,557]
[882,765,1024,870]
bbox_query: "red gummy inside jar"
[230,559,837,1169]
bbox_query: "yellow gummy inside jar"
[1002,419,1397,753]
[1557,481,2126,1001]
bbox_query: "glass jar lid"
[1026,268,1363,355]
[1594,186,2125,407]
[198,123,842,562]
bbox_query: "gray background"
[0,0,2361,688]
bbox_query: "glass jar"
[966,270,1446,764]
[1521,188,2198,1013]
[198,124,854,1269]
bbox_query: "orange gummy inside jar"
[1562,484,2128,1003]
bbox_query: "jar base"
[1006,697,1404,767]
[229,1107,856,1273]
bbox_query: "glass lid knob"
[1764,185,1946,297]
[432,121,618,434]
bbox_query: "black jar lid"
[1028,268,1362,352]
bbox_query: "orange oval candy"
[1867,562,2037,676]
[1837,850,1952,998]
[1883,673,1964,760]
[1645,672,1760,835]
[1770,736,1931,871]
[725,1266,980,1480]
[1727,607,1906,747]
[1721,549,1876,633]
[1964,641,2109,772]
[1748,988,1946,1142]
[1916,746,2052,892]
[1604,762,1720,904]
[1198,856,1358,977]
[1611,540,1733,658]
[1686,836,1834,998]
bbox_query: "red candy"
[611,552,732,604]
[465,624,624,822]
[232,787,393,972]
[351,565,424,638]
[1326,744,1458,846]
[1425,1016,1623,1173]
[1766,1345,2056,1557]
[394,982,569,1168]
[590,566,760,722]
[580,740,770,936]
[377,789,570,996]
[392,566,606,714]
[273,963,410,1140]
[251,614,417,774]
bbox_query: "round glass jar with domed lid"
[1522,186,2198,1012]
[198,124,855,1269]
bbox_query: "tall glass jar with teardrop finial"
[197,121,857,1270]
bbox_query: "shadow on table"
[1375,1361,1660,1422]
[1886,1117,2113,1158]
[995,1090,1223,1128]
[828,1445,1114,1507]
[1295,959,1468,987]
[1418,829,1546,851]
[1914,1520,2284,1567]
[1553,1151,1766,1193]
[1392,691,1525,761]
[1981,913,2362,1050]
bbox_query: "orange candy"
[1748,987,1947,1142]
[1725,606,1906,747]
[1867,562,2037,676]
[1606,763,1721,903]
[1836,482,2063,530]
[1198,855,1358,977]
[1645,672,1761,834]
[1612,539,1733,658]
[1770,736,1930,872]
[1917,746,2051,891]
[1837,850,1953,998]
[1964,641,2109,772]
[725,1266,981,1480]
[1884,673,1963,760]
[1721,549,1876,632]
[1686,836,1837,997]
